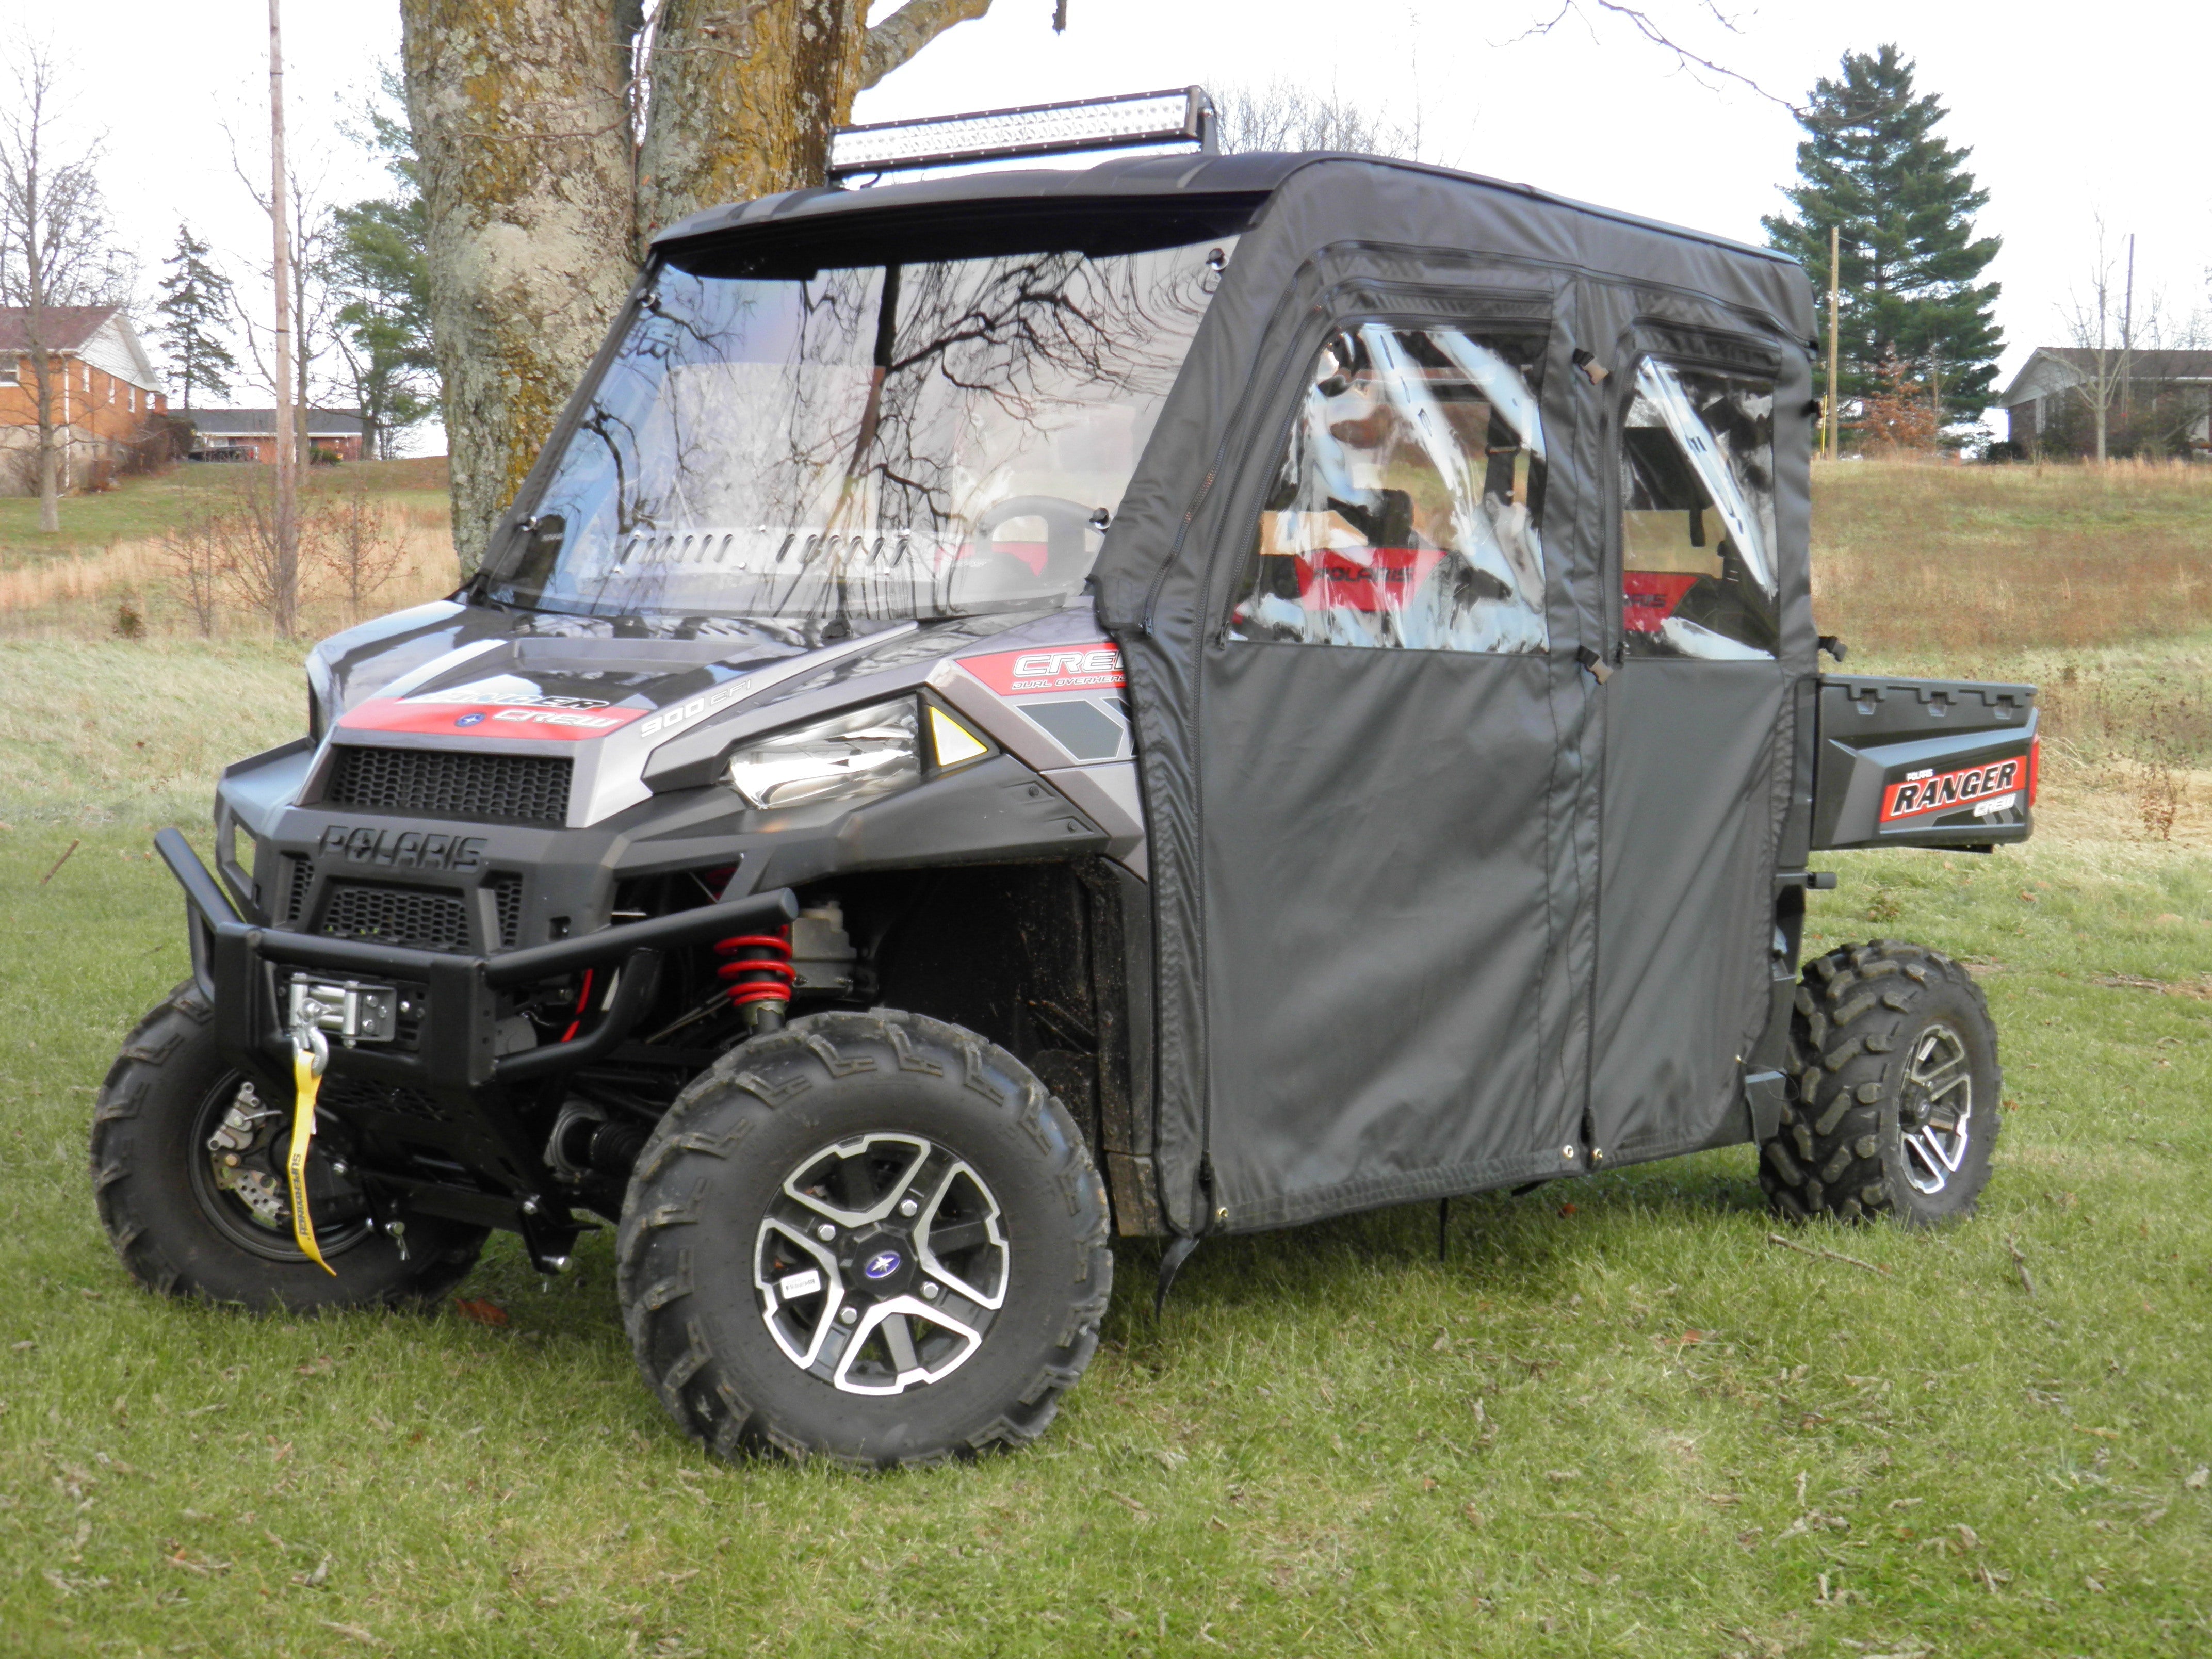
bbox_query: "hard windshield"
[483,239,1232,625]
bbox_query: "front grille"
[321,882,471,953]
[489,873,522,949]
[320,1074,443,1123]
[326,744,571,826]
[282,856,313,923]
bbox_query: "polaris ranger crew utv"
[96,89,2038,1468]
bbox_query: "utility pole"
[268,0,298,636]
[1826,224,1841,460]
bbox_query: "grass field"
[0,460,459,646]
[0,460,452,565]
[1,461,2208,1656]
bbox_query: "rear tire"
[90,982,486,1310]
[615,1009,1112,1468]
[1761,941,2000,1227]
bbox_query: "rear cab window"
[1619,359,1779,660]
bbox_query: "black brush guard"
[157,827,799,1261]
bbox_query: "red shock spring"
[714,926,795,1022]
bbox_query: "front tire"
[1761,941,2001,1227]
[615,1009,1112,1468]
[90,982,486,1310]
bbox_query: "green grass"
[0,461,451,566]
[0,640,306,827]
[3,464,2210,1654]
[3,822,2209,1653]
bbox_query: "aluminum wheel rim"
[186,1072,373,1264]
[1899,1021,1973,1196]
[754,1133,1009,1397]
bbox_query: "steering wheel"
[972,496,1099,587]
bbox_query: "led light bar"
[828,87,1215,180]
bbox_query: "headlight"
[725,698,920,810]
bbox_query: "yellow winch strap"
[288,1046,336,1276]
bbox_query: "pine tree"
[328,66,436,460]
[153,224,238,409]
[1763,44,2002,430]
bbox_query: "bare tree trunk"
[633,1,870,248]
[295,203,311,468]
[28,299,59,535]
[400,0,640,576]
[269,0,301,637]
[18,128,60,533]
[2094,343,2108,464]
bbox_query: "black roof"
[184,408,367,436]
[651,150,1799,275]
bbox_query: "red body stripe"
[340,697,645,741]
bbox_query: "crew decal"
[958,643,1127,698]
[1880,757,2025,823]
[408,691,610,710]
[338,697,646,741]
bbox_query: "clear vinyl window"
[1619,359,1779,660]
[1229,322,1549,654]
[482,240,1232,627]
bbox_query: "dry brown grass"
[1812,456,2212,660]
[1812,458,2212,793]
[0,511,458,641]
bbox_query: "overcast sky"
[28,0,2209,446]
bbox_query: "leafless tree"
[1211,81,1428,162]
[0,40,132,533]
[314,479,409,619]
[2060,218,2129,464]
[223,465,326,627]
[1509,1,1797,112]
[161,494,238,636]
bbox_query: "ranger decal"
[1880,757,2025,823]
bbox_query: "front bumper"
[159,828,795,1256]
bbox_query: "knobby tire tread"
[90,981,483,1310]
[615,1008,1112,1469]
[1760,940,2000,1225]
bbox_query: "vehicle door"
[1589,323,1804,1161]
[1184,290,1592,1230]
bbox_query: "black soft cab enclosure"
[110,93,2030,1467]
[1083,154,2029,1237]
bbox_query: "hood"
[304,601,1048,828]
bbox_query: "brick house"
[2003,347,2212,458]
[0,305,169,493]
[184,408,372,464]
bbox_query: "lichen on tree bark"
[400,0,640,575]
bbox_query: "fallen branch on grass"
[1766,1233,1889,1276]
[39,838,79,885]
[2006,1235,2036,1296]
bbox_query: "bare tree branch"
[1506,0,1798,114]
[0,36,129,529]
[1211,80,1428,162]
[861,0,993,92]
